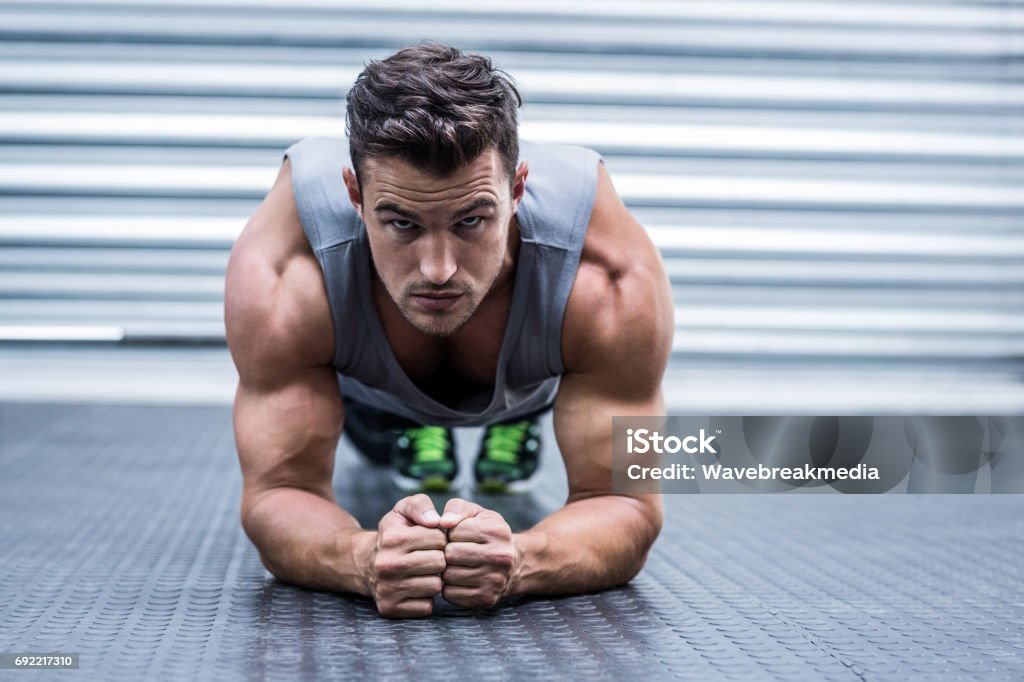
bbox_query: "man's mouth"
[410,292,464,311]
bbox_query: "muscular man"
[225,42,673,617]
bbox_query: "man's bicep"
[554,259,672,499]
[225,246,343,510]
[234,366,344,511]
[552,368,664,500]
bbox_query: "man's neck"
[484,213,522,301]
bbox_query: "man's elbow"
[618,495,664,584]
[240,494,307,588]
[620,551,651,585]
[628,493,664,547]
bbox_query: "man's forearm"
[508,494,662,597]
[242,487,375,596]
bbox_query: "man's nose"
[419,234,457,286]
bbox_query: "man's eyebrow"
[373,202,421,221]
[451,197,497,220]
[372,197,498,222]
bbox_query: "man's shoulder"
[285,136,349,163]
[561,162,673,378]
[225,159,335,385]
[283,136,362,249]
[518,138,601,197]
[516,139,602,244]
[283,136,352,191]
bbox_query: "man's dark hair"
[345,42,522,191]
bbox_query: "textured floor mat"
[1,403,1022,680]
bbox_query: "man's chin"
[403,309,473,338]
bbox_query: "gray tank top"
[283,136,602,427]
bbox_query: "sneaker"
[390,425,459,492]
[474,418,542,493]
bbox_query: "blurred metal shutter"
[0,0,1021,409]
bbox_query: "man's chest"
[390,328,503,389]
[379,292,511,391]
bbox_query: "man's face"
[343,148,527,337]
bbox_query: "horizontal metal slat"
[2,113,1021,164]
[0,246,228,272]
[0,8,1016,60]
[0,298,223,321]
[1,163,1019,212]
[1,61,1021,112]
[659,365,1024,414]
[7,143,1020,187]
[0,272,225,299]
[672,329,1024,359]
[0,215,241,246]
[0,44,1016,85]
[663,259,1024,288]
[2,0,1017,31]
[674,284,1024,310]
[615,174,1023,212]
[646,226,1024,260]
[675,305,1024,334]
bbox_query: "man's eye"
[390,219,415,230]
[459,216,483,227]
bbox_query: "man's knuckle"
[399,527,421,542]
[471,590,499,609]
[480,528,503,543]
[375,554,403,578]
[377,599,399,617]
[444,543,465,562]
[414,527,446,547]
[380,529,406,549]
[441,587,473,609]
[374,580,393,599]
[485,547,515,569]
[486,573,508,593]
[482,519,511,537]
[426,550,447,573]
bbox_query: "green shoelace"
[402,426,450,463]
[483,421,532,464]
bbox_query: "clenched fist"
[438,498,519,609]
[364,494,447,618]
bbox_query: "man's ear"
[511,160,528,212]
[342,166,363,218]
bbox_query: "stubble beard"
[371,227,511,338]
[399,289,478,337]
[392,260,505,337]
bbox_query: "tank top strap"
[512,140,602,379]
[282,136,360,251]
[282,136,365,373]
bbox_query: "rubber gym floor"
[1,401,1022,681]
